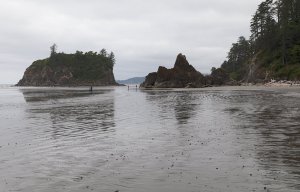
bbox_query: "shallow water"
[0,86,299,192]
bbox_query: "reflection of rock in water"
[21,89,115,139]
[49,100,115,139]
[20,89,111,102]
[173,92,198,124]
[144,90,198,124]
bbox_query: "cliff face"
[140,53,206,88]
[17,52,118,86]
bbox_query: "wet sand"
[0,86,300,192]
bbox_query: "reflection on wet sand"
[222,90,300,190]
[21,88,115,139]
[144,89,300,191]
[144,91,199,124]
[173,92,198,125]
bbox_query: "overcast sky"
[0,0,263,84]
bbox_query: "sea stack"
[17,50,118,86]
[140,53,206,88]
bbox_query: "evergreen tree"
[100,49,107,57]
[50,43,57,56]
[109,52,115,67]
[221,36,251,80]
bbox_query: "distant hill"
[117,77,145,84]
[17,47,118,86]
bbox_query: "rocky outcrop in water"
[140,53,206,88]
[140,53,238,88]
[17,51,118,86]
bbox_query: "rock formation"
[140,53,206,88]
[17,52,118,86]
[140,53,238,88]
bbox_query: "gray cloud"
[0,0,262,83]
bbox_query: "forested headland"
[219,0,300,82]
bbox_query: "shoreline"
[263,80,300,87]
[2,81,300,91]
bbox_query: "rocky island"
[140,53,234,88]
[17,46,118,86]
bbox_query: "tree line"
[48,44,116,80]
[49,44,115,68]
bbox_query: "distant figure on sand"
[90,86,93,92]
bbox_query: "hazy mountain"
[117,77,145,84]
